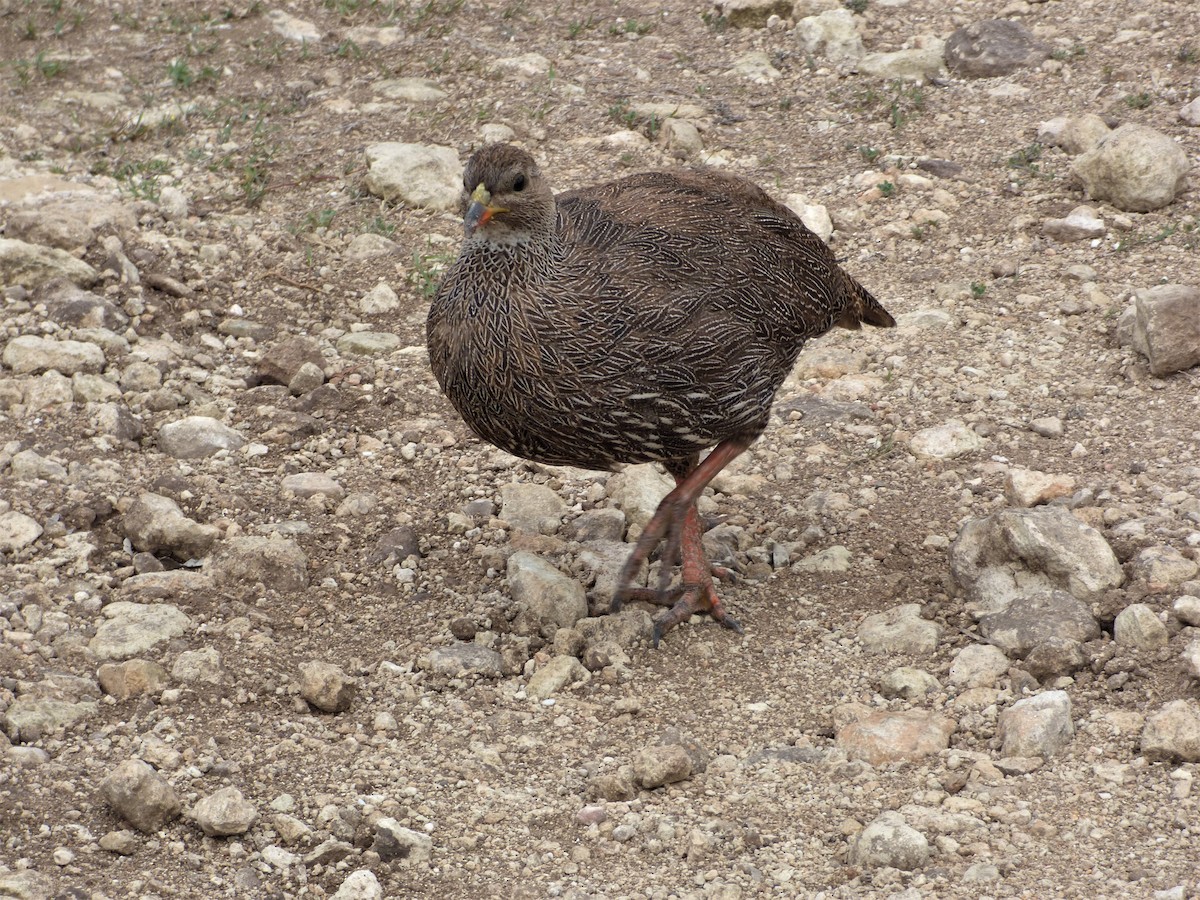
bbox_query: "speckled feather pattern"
[427,144,893,470]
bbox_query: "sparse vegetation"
[1124,92,1153,109]
[877,180,896,199]
[971,281,987,298]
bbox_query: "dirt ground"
[2,0,1200,897]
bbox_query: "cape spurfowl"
[427,143,895,645]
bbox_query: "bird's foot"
[621,581,742,648]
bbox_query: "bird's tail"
[836,278,896,330]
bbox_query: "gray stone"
[1134,544,1200,588]
[289,362,325,396]
[124,492,219,560]
[879,667,940,700]
[909,420,985,459]
[372,818,432,863]
[857,604,939,655]
[1141,700,1200,762]
[948,644,1009,688]
[99,830,139,855]
[837,710,954,766]
[93,402,145,443]
[3,334,105,375]
[347,234,399,261]
[715,0,792,28]
[281,472,346,501]
[1030,416,1064,439]
[98,659,170,700]
[570,508,626,543]
[0,871,54,899]
[40,281,128,329]
[527,655,589,701]
[499,482,565,534]
[661,118,704,158]
[979,591,1100,657]
[950,507,1124,616]
[633,744,693,788]
[266,9,321,42]
[606,465,674,532]
[1072,124,1191,212]
[944,19,1050,78]
[784,195,833,242]
[7,207,95,250]
[727,51,780,83]
[508,552,588,631]
[210,537,309,592]
[1114,603,1169,650]
[0,237,98,288]
[374,77,446,102]
[21,370,73,411]
[1173,596,1200,626]
[100,759,182,832]
[1043,206,1105,242]
[1023,637,1086,679]
[0,510,42,552]
[1038,114,1110,155]
[999,690,1074,758]
[3,697,96,742]
[172,647,223,684]
[1181,96,1200,127]
[299,661,356,713]
[1004,469,1076,507]
[333,870,384,900]
[259,336,324,386]
[363,142,461,212]
[158,416,246,458]
[857,45,946,82]
[10,449,67,481]
[795,9,865,63]
[575,608,654,651]
[493,52,551,77]
[359,282,401,314]
[1131,285,1200,377]
[191,786,257,836]
[1182,639,1200,680]
[89,602,192,660]
[335,331,401,356]
[849,811,929,871]
[425,644,505,678]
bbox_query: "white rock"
[499,482,565,534]
[1172,596,1200,626]
[363,143,462,212]
[0,237,98,288]
[494,53,551,77]
[909,420,985,459]
[89,602,193,660]
[191,787,257,837]
[727,50,781,82]
[3,335,105,375]
[1141,700,1200,762]
[267,10,321,43]
[373,77,446,102]
[158,416,246,458]
[856,44,945,81]
[1037,114,1110,155]
[849,811,930,870]
[1004,469,1076,507]
[606,464,673,532]
[1114,603,1169,650]
[508,552,588,630]
[857,603,939,655]
[1072,124,1191,212]
[1131,284,1200,377]
[360,282,400,314]
[948,643,1009,688]
[527,655,589,700]
[480,123,516,143]
[795,9,865,63]
[333,870,384,900]
[1179,96,1200,127]
[785,195,833,242]
[1042,205,1105,242]
[0,510,43,552]
[999,690,1074,758]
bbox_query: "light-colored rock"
[335,331,401,356]
[1004,469,1076,507]
[89,602,193,660]
[333,870,384,900]
[633,744,693,788]
[372,818,432,863]
[784,194,833,242]
[0,510,42,552]
[879,667,940,700]
[727,50,780,82]
[0,237,98,288]
[1133,545,1200,588]
[494,52,551,77]
[999,690,1074,758]
[172,647,223,684]
[425,644,505,678]
[98,659,170,700]
[210,536,309,592]
[1072,124,1191,212]
[948,643,1009,688]
[1037,114,1110,155]
[1181,97,1200,127]
[660,118,704,158]
[100,759,182,832]
[374,77,446,102]
[1141,700,1200,762]
[508,552,588,631]
[909,420,985,459]
[527,655,589,701]
[1182,639,1200,680]
[3,697,97,742]
[978,591,1100,656]
[1130,285,1200,377]
[1043,206,1105,242]
[606,464,673,532]
[795,9,865,63]
[1173,595,1200,626]
[363,142,462,212]
[157,416,246,458]
[1114,603,1169,650]
[299,661,356,713]
[793,544,852,574]
[837,710,955,765]
[267,10,321,43]
[3,335,105,375]
[944,19,1049,77]
[360,282,400,314]
[716,0,792,28]
[857,45,946,82]
[344,233,397,259]
[858,604,939,655]
[191,787,257,836]
[849,811,930,871]
[281,472,346,501]
[99,830,139,855]
[123,493,219,560]
[499,482,565,534]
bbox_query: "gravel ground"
[1,0,1200,898]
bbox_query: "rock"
[89,602,192,660]
[158,416,246,458]
[1004,469,1077,507]
[849,811,930,871]
[259,337,324,386]
[0,237,98,288]
[1038,114,1110,155]
[944,19,1049,78]
[299,661,356,713]
[575,608,654,651]
[0,510,42,553]
[40,281,128,330]
[508,552,588,631]
[210,537,309,592]
[1173,596,1200,626]
[191,787,257,837]
[333,870,384,900]
[857,604,939,655]
[1023,637,1086,679]
[527,655,589,701]
[1140,701,1200,762]
[879,667,941,700]
[606,465,673,532]
[909,420,985,459]
[999,691,1074,758]
[99,830,139,855]
[3,697,97,742]
[371,526,421,565]
[837,710,955,766]
[3,335,105,375]
[494,52,551,77]
[499,482,565,534]
[374,77,446,102]
[267,10,321,42]
[1129,285,1200,377]
[0,871,54,899]
[1181,97,1200,127]
[335,331,401,357]
[784,195,833,242]
[100,759,182,832]
[123,493,219,560]
[1042,206,1105,242]
[363,143,461,212]
[795,9,864,63]
[1072,124,1191,212]
[98,659,170,700]
[633,744,693,788]
[1182,639,1200,680]
[660,118,704,158]
[1114,603,1169,650]
[425,644,505,678]
[372,818,432,863]
[281,472,346,501]
[716,0,792,28]
[950,507,1124,616]
[1134,545,1200,589]
[857,45,946,82]
[978,591,1100,657]
[948,644,1009,688]
[172,647,223,684]
[360,281,400,314]
[289,362,325,395]
[727,51,780,82]
[570,508,626,543]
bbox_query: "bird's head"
[460,143,553,244]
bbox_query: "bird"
[427,142,895,645]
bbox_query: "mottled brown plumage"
[428,143,894,644]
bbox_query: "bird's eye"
[513,174,526,192]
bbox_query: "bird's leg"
[611,438,750,645]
